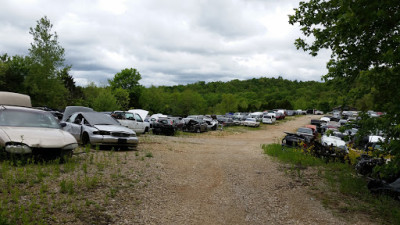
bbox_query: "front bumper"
[89,135,139,147]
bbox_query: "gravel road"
[116,115,352,225]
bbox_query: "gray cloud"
[0,0,330,87]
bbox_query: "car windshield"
[82,112,120,125]
[0,108,60,128]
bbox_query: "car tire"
[82,132,90,146]
[196,128,200,133]
[144,127,149,134]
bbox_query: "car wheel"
[144,127,149,134]
[82,132,90,146]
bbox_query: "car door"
[67,113,83,142]
[133,113,145,134]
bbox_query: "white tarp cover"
[0,92,31,107]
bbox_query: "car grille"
[111,132,130,137]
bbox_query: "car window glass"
[125,113,135,120]
[68,114,78,123]
[83,118,90,125]
[134,114,143,122]
[114,112,124,119]
[74,114,83,124]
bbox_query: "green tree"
[176,90,207,116]
[0,54,30,94]
[112,88,130,110]
[82,82,101,108]
[92,88,121,112]
[58,66,84,105]
[25,16,68,108]
[216,94,238,114]
[108,68,142,107]
[139,86,167,114]
[289,0,400,179]
[289,1,399,104]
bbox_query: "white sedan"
[0,105,78,158]
[242,118,260,127]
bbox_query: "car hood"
[93,125,135,134]
[62,106,94,121]
[0,127,77,148]
[321,135,346,147]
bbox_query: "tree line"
[0,17,345,115]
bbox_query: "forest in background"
[139,77,340,115]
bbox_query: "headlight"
[93,131,110,135]
[5,143,32,154]
[62,143,78,150]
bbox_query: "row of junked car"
[0,91,305,159]
[0,92,144,159]
[143,109,302,135]
[281,112,400,199]
[282,112,384,152]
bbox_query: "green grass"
[262,143,400,225]
[0,146,154,224]
[263,143,324,167]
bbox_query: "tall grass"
[262,143,400,225]
[263,143,323,167]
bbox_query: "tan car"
[0,92,78,158]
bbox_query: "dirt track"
[122,115,353,224]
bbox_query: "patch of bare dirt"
[98,115,365,224]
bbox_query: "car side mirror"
[60,122,67,127]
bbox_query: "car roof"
[0,92,32,107]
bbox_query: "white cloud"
[0,0,330,87]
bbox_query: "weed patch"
[0,146,153,224]
[262,143,400,225]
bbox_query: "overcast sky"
[0,0,331,87]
